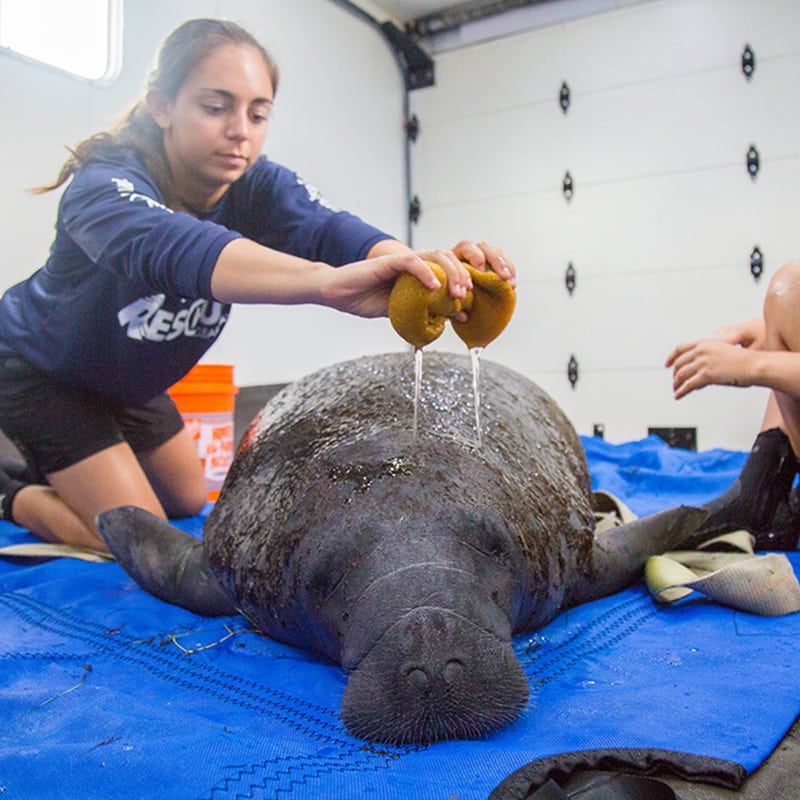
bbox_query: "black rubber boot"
[688,427,799,550]
[0,455,36,484]
[758,485,800,551]
[0,466,27,525]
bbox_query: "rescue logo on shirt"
[296,176,340,212]
[117,294,228,342]
[111,178,172,212]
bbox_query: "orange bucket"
[168,364,238,501]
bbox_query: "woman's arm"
[209,237,445,317]
[667,337,800,400]
[210,235,517,319]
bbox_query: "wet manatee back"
[204,352,594,651]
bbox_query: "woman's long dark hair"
[35,18,279,204]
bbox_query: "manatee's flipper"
[97,506,237,617]
[571,505,709,606]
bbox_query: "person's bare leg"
[6,428,207,550]
[9,484,102,549]
[10,443,171,551]
[136,426,207,518]
[760,392,785,434]
[685,263,800,548]
[763,260,800,454]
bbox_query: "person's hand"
[415,248,473,308]
[666,338,755,399]
[711,317,765,349]
[319,251,447,318]
[328,238,517,320]
[450,240,516,287]
[421,240,516,323]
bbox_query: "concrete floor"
[1,385,797,798]
[660,718,799,799]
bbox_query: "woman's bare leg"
[7,426,206,551]
[136,426,207,518]
[763,260,800,454]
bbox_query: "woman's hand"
[328,238,516,321]
[665,317,766,400]
[666,338,756,399]
[212,238,457,316]
[449,239,516,287]
[319,251,447,318]
[712,317,765,349]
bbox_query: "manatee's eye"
[479,527,514,565]
[460,510,514,566]
[303,552,336,600]
[301,518,379,603]
[302,536,358,601]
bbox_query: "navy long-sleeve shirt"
[0,153,391,404]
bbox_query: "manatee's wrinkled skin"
[204,352,595,742]
[98,352,704,745]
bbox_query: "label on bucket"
[182,411,234,500]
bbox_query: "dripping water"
[471,346,483,447]
[413,347,423,440]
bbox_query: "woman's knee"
[766,260,800,309]
[163,479,208,518]
[137,429,208,517]
[764,260,800,347]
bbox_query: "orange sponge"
[389,261,515,350]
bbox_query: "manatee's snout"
[341,607,528,744]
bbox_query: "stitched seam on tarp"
[517,592,658,688]
[206,748,418,799]
[2,589,426,796]
[0,591,417,753]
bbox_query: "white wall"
[411,0,800,450]
[0,0,409,387]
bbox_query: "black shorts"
[0,356,186,478]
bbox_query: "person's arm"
[666,317,768,400]
[667,337,800,400]
[209,237,445,318]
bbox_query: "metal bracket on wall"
[380,21,435,90]
[328,0,431,247]
[567,355,579,389]
[746,144,760,180]
[409,195,422,225]
[742,44,756,80]
[750,245,764,282]
[409,0,542,38]
[559,81,570,114]
[406,114,420,143]
[565,262,576,295]
[563,171,574,202]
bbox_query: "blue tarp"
[0,435,797,799]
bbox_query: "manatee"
[97,352,705,745]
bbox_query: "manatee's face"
[341,605,529,744]
[223,421,542,744]
[291,463,531,744]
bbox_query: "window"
[0,0,121,83]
